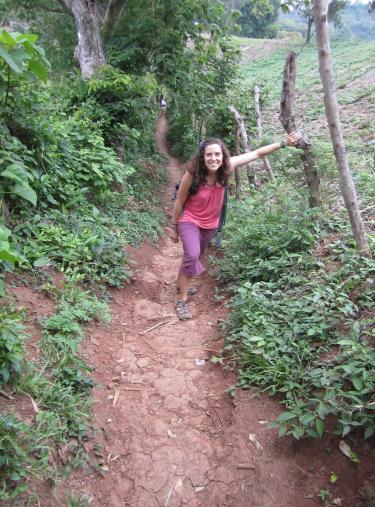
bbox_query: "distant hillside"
[232,36,375,190]
[278,3,375,41]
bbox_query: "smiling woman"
[170,132,302,320]
[204,143,223,174]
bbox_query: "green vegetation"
[0,306,27,386]
[0,1,374,502]
[215,191,374,439]
[237,0,279,38]
[0,1,239,498]
[210,37,374,442]
[0,28,166,501]
[0,282,111,500]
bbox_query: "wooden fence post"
[279,51,321,208]
[314,0,371,257]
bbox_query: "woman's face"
[204,143,223,173]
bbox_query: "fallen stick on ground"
[142,317,174,334]
[207,397,224,426]
[0,389,14,400]
[113,389,120,406]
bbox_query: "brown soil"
[3,114,374,507]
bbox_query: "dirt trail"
[64,115,374,507]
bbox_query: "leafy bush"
[16,211,130,287]
[0,306,27,386]
[215,190,319,285]
[0,414,33,499]
[217,192,375,440]
[40,283,110,365]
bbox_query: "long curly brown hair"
[186,138,231,194]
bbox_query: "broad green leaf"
[0,30,17,48]
[33,44,47,58]
[12,183,37,205]
[0,225,11,241]
[316,402,328,419]
[12,48,28,70]
[277,411,296,423]
[28,58,49,80]
[300,412,315,426]
[1,164,29,184]
[0,45,22,73]
[0,248,20,264]
[0,277,4,297]
[15,32,38,44]
[351,376,363,391]
[278,425,288,437]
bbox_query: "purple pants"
[178,222,217,277]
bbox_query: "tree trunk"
[279,51,321,207]
[314,0,371,257]
[254,85,275,183]
[228,106,259,188]
[62,0,106,78]
[306,15,313,43]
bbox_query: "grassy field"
[230,37,375,208]
[238,37,375,147]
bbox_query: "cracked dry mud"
[57,116,374,507]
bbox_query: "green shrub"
[217,191,375,440]
[0,414,33,499]
[0,307,27,386]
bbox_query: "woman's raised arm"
[229,132,302,171]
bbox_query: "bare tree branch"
[228,105,260,188]
[103,0,126,35]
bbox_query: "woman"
[170,132,302,320]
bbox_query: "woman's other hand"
[170,226,179,243]
[286,131,302,147]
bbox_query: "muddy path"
[62,115,374,507]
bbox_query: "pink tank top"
[179,184,225,229]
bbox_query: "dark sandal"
[176,300,192,320]
[176,287,197,296]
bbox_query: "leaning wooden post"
[234,127,241,200]
[314,0,371,257]
[254,85,275,183]
[254,85,262,140]
[228,105,259,188]
[279,51,321,208]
